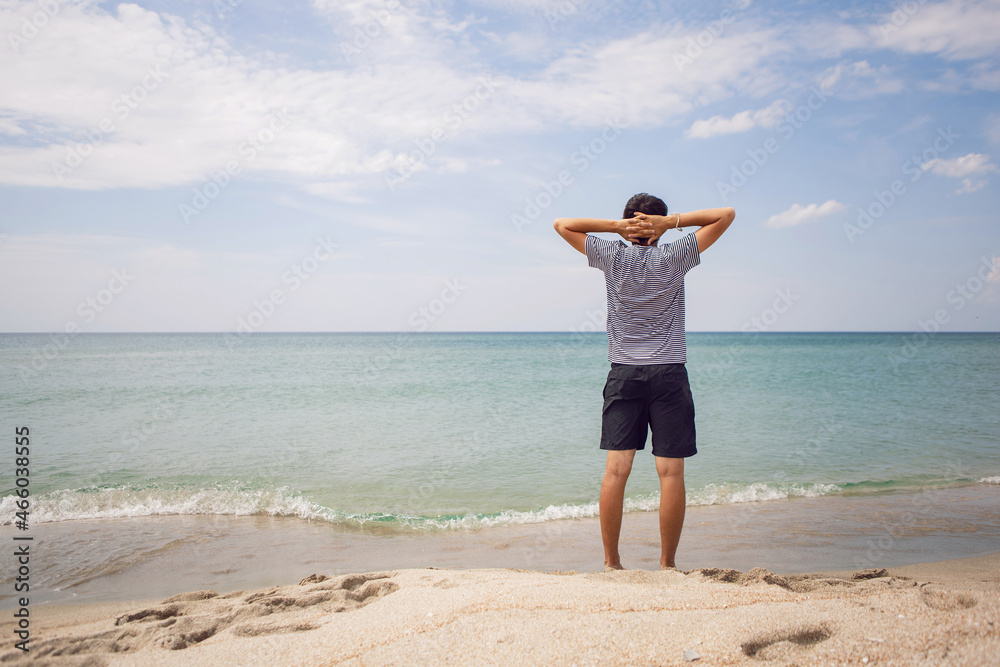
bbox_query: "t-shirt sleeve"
[667,232,701,275]
[586,235,619,272]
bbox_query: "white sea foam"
[688,482,841,506]
[414,501,604,530]
[0,484,343,526]
[979,476,1000,485]
[0,480,846,530]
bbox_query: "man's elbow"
[553,218,566,232]
[724,207,736,223]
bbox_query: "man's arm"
[553,217,634,254]
[627,207,736,253]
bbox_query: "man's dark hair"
[623,193,668,218]
[623,193,668,246]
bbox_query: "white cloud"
[816,60,903,97]
[1,0,998,198]
[0,1,492,190]
[0,1,794,193]
[922,153,997,193]
[685,99,791,139]
[922,153,997,177]
[793,1,1000,91]
[497,24,788,130]
[0,116,25,135]
[764,200,845,229]
[783,20,870,58]
[303,181,371,204]
[956,178,988,194]
[873,0,1000,60]
[466,0,589,11]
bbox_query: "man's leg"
[654,456,685,569]
[600,449,636,570]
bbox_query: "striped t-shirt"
[586,233,700,364]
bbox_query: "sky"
[0,0,998,333]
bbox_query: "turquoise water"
[2,332,998,530]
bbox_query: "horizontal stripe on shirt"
[586,232,700,364]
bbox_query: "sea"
[1,332,999,606]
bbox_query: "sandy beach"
[4,551,998,666]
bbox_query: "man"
[553,193,735,570]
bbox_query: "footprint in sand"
[692,566,915,594]
[919,583,977,610]
[229,622,322,637]
[691,567,795,590]
[741,625,833,661]
[1,572,399,663]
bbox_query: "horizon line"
[2,330,998,335]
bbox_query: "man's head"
[623,193,668,246]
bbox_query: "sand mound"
[2,561,997,666]
[4,572,397,664]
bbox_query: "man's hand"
[624,214,677,246]
[555,207,734,254]
[617,215,652,244]
[628,208,736,252]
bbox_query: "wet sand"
[3,483,998,609]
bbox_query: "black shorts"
[600,363,697,458]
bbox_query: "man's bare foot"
[605,563,624,571]
[660,565,677,571]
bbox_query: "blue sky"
[0,0,998,332]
